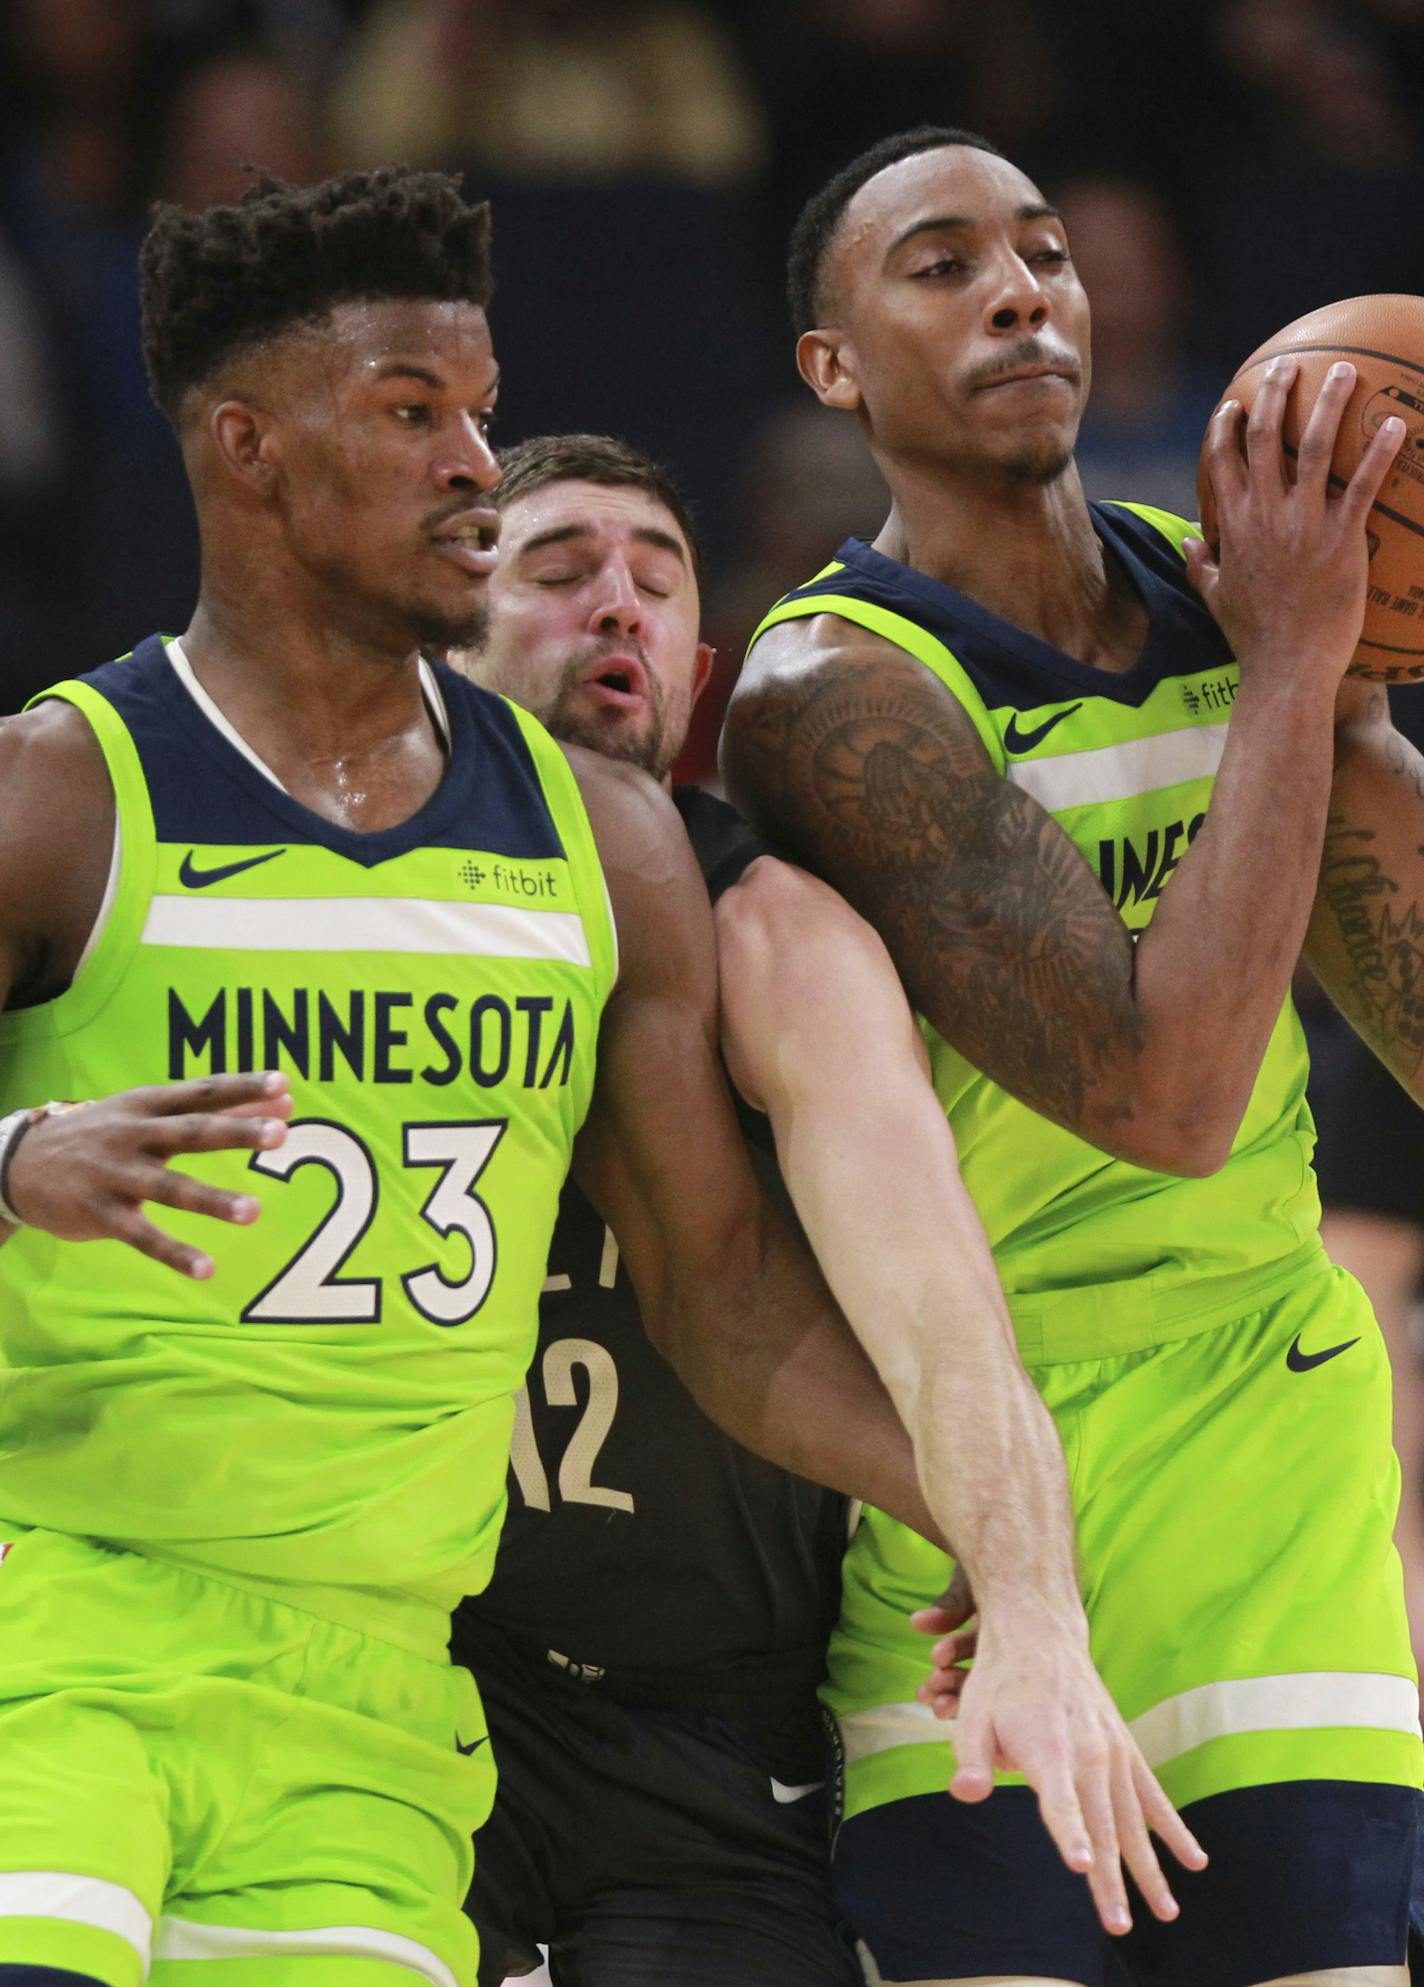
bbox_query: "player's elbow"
[1109,1098,1238,1178]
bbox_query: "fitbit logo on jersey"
[167,987,576,1088]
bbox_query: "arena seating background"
[4,10,1424,1980]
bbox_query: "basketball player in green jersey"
[0,167,949,1987]
[723,127,1416,1986]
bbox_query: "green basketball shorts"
[825,1257,1421,1821]
[0,1528,493,1986]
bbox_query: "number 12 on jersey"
[510,1338,636,1516]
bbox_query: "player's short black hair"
[140,165,494,421]
[787,125,1003,336]
[494,433,702,578]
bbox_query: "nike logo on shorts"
[1285,1331,1361,1372]
[1003,702,1082,754]
[179,848,286,889]
[456,1734,488,1756]
[769,1777,824,1804]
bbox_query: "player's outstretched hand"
[909,1598,1207,1937]
[1186,355,1405,688]
[3,1072,292,1279]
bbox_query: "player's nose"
[983,252,1051,335]
[588,559,642,636]
[432,416,500,496]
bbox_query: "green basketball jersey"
[751,501,1321,1360]
[0,638,617,1654]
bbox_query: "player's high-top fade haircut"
[786,124,1003,337]
[140,166,494,423]
[494,433,702,579]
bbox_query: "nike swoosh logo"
[1003,702,1083,754]
[1286,1331,1361,1373]
[456,1734,488,1756]
[769,1777,824,1805]
[179,848,286,889]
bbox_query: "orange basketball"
[1197,294,1424,681]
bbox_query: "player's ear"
[209,399,281,496]
[691,642,716,706]
[797,328,862,413]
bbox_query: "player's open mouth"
[581,655,649,711]
[432,513,500,576]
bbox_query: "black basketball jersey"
[453,788,849,1758]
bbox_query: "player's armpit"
[1306,682,1424,1107]
[564,749,943,1542]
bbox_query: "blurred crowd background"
[4,0,1424,1694]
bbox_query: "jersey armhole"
[1101,500,1200,561]
[0,681,158,1041]
[500,697,620,1005]
[748,592,1005,773]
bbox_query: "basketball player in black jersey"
[454,434,1202,1984]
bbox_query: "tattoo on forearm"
[728,668,1140,1131]
[1319,812,1424,1077]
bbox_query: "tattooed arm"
[1306,679,1424,1100]
[722,367,1403,1173]
[722,627,1332,1172]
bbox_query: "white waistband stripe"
[142,895,592,966]
[1128,1670,1422,1769]
[1007,721,1228,814]
[0,1871,153,1964]
[155,1915,460,1986]
[838,1669,1422,1773]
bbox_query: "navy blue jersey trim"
[72,639,565,865]
[784,503,1233,714]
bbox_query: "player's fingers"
[144,1071,291,1117]
[917,1670,968,1713]
[108,1205,216,1281]
[1181,535,1218,602]
[946,1704,995,1805]
[1201,398,1247,506]
[1030,1750,1095,1882]
[1076,1749,1130,1936]
[219,1094,296,1122]
[1293,360,1357,491]
[1109,1748,1178,1925]
[137,1168,261,1226]
[1243,355,1297,493]
[910,1605,958,1635]
[148,1113,288,1156]
[1131,1751,1208,1873]
[1337,411,1406,525]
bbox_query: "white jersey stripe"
[1007,720,1228,813]
[839,1670,1421,1772]
[155,1914,461,1985]
[142,895,593,967]
[1128,1670,1422,1769]
[0,1871,153,1965]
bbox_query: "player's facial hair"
[1003,442,1075,486]
[547,654,674,781]
[411,600,491,652]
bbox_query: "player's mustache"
[965,340,1079,390]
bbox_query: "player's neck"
[180,580,449,834]
[874,458,1143,673]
